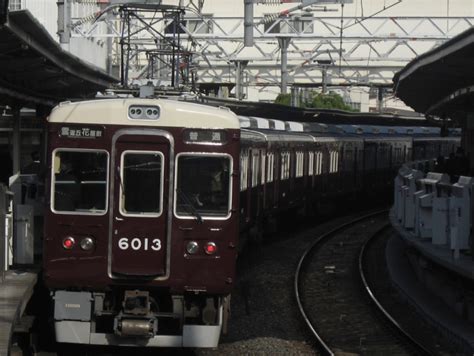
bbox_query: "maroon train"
[43,98,458,348]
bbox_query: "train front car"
[43,99,240,348]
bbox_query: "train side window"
[315,151,323,175]
[329,151,339,173]
[52,149,108,214]
[281,151,290,180]
[266,152,274,183]
[240,150,249,191]
[296,151,304,178]
[308,152,314,176]
[286,152,291,179]
[251,151,260,187]
[120,151,163,216]
[175,154,232,219]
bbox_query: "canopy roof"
[0,10,119,109]
[393,27,474,116]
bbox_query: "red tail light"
[204,242,217,255]
[62,237,75,250]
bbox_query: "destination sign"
[183,129,227,145]
[59,126,104,139]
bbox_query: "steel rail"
[294,209,387,356]
[359,225,433,356]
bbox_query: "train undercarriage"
[52,289,230,348]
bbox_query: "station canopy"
[0,9,118,110]
[393,27,474,117]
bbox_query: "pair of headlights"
[186,241,217,255]
[62,236,94,251]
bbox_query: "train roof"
[48,98,240,129]
[198,96,439,127]
[239,116,287,131]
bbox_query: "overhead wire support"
[244,0,345,48]
[115,3,188,88]
[69,1,473,89]
[342,0,403,30]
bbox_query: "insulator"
[256,0,282,5]
[71,11,100,29]
[73,0,99,4]
[261,13,281,24]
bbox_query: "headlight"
[80,237,95,251]
[186,241,199,255]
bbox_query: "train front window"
[52,150,108,214]
[120,151,163,216]
[175,154,232,219]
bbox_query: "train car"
[44,98,240,347]
[237,117,459,229]
[43,97,460,350]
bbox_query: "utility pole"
[278,37,291,95]
[57,0,71,44]
[244,0,254,47]
[232,60,249,100]
[377,87,384,112]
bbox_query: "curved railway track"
[295,211,433,355]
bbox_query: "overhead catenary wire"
[342,0,403,30]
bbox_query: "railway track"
[295,211,433,355]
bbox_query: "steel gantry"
[69,1,474,92]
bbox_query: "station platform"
[389,211,474,280]
[386,230,474,352]
[0,270,37,355]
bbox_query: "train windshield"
[52,150,108,214]
[119,151,163,216]
[175,154,231,219]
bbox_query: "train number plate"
[118,237,161,251]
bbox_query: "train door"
[109,131,171,278]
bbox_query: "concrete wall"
[22,0,58,36]
[19,0,108,70]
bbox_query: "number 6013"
[118,237,161,251]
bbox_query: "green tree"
[274,93,292,106]
[309,92,354,111]
[274,91,355,111]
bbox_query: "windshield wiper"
[177,188,203,224]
